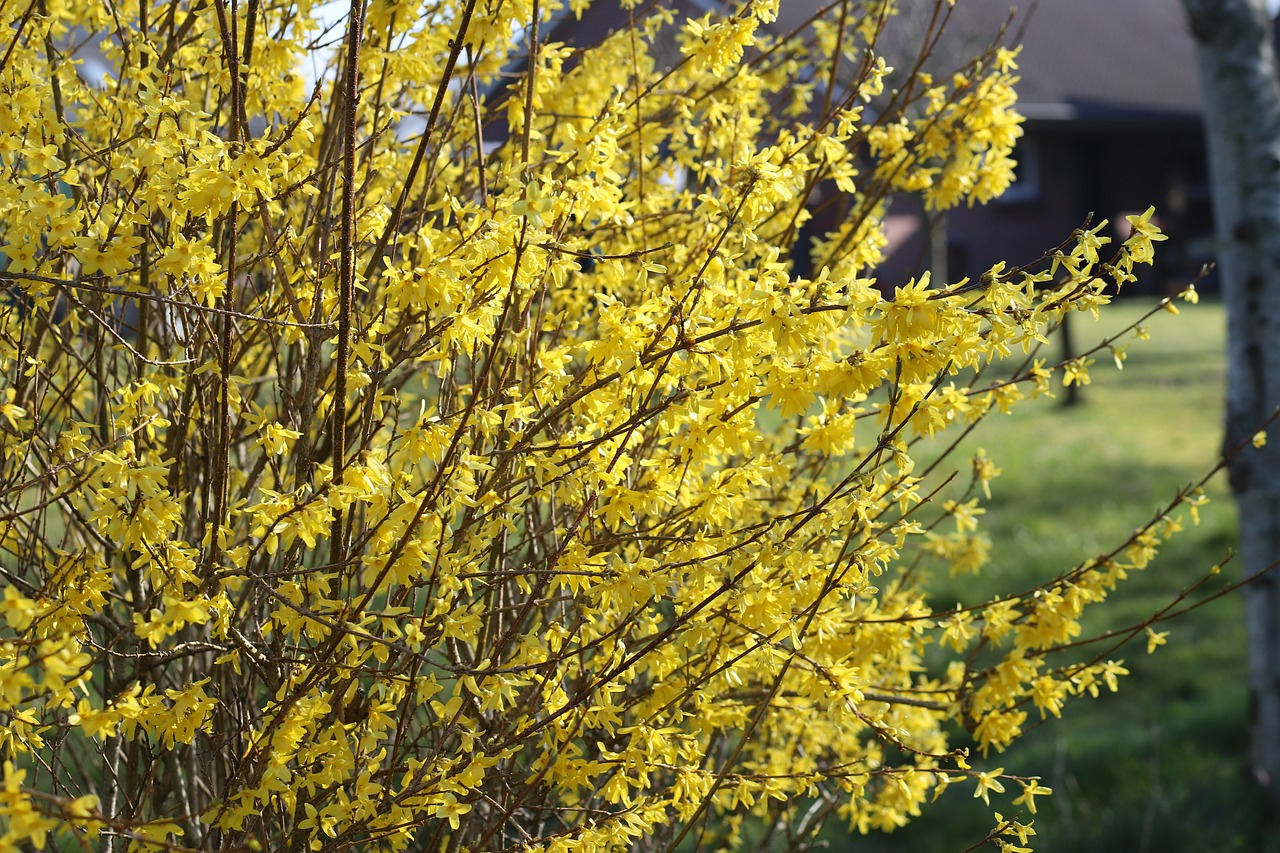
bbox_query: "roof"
[988,0,1202,123]
[778,0,1205,126]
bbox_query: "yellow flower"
[25,142,65,173]
[1012,778,1052,814]
[0,388,28,429]
[973,767,1006,805]
[431,793,472,830]
[0,586,36,631]
[510,180,554,228]
[1123,205,1168,264]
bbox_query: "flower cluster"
[0,0,1197,851]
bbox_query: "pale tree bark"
[1184,0,1280,792]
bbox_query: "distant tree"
[0,0,1211,850]
[1183,0,1280,794]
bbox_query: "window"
[998,137,1041,204]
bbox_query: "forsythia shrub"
[0,0,1211,850]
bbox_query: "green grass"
[825,299,1276,852]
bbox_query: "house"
[545,0,1211,294]
[873,0,1212,295]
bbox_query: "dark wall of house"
[878,126,1213,297]
[951,133,1094,281]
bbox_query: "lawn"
[825,298,1275,852]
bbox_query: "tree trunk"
[1185,0,1280,791]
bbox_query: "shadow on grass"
[819,685,1275,853]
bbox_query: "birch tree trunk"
[1184,0,1280,791]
